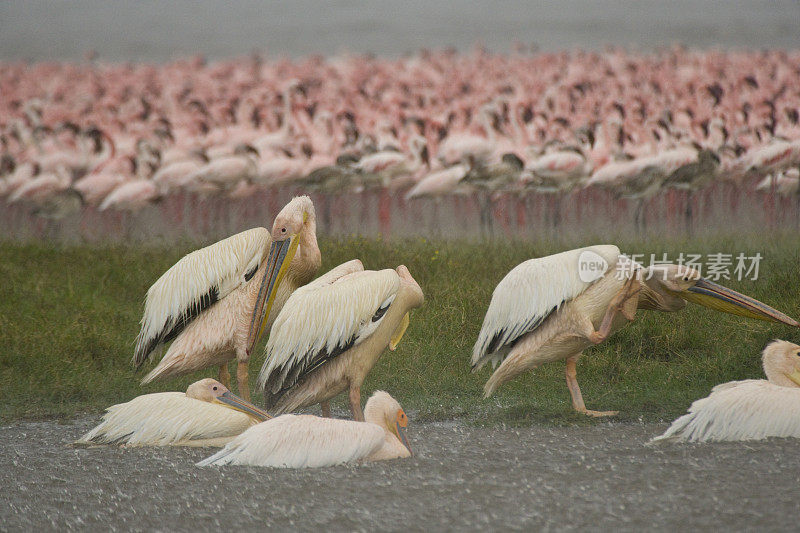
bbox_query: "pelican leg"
[566,355,618,417]
[237,361,250,402]
[349,385,364,422]
[587,274,640,344]
[219,363,231,389]
[321,400,331,418]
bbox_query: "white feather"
[76,393,256,446]
[652,380,800,443]
[196,414,385,468]
[134,227,270,366]
[256,263,399,394]
[471,245,621,370]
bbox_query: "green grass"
[2,235,799,425]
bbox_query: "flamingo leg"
[218,363,231,389]
[349,385,364,421]
[237,361,250,402]
[565,355,618,417]
[321,400,331,418]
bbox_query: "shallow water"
[2,417,798,530]
[1,0,799,62]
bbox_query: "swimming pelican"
[652,340,800,442]
[133,195,321,401]
[196,390,411,468]
[76,378,271,447]
[471,245,799,416]
[256,262,424,421]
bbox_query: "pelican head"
[365,391,412,455]
[640,264,800,327]
[246,196,318,354]
[186,378,272,421]
[762,340,800,388]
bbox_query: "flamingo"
[133,196,321,401]
[76,378,270,447]
[437,104,497,166]
[8,166,72,205]
[257,263,424,421]
[151,150,210,192]
[652,340,800,442]
[252,80,300,155]
[196,390,411,468]
[72,157,135,205]
[355,135,429,186]
[99,179,160,211]
[405,163,471,200]
[188,144,259,191]
[755,168,800,196]
[471,245,800,416]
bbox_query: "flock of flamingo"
[2,47,800,235]
[72,196,800,468]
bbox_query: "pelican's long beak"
[246,234,300,354]
[215,391,272,421]
[681,278,800,327]
[787,369,800,387]
[396,420,412,456]
[389,312,411,351]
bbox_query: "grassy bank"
[2,235,799,424]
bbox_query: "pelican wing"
[471,245,621,371]
[133,227,270,367]
[196,414,385,468]
[652,380,800,443]
[76,393,255,446]
[256,265,399,396]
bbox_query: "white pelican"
[133,195,321,401]
[76,378,271,447]
[652,340,800,442]
[471,245,799,416]
[196,390,411,468]
[256,263,424,421]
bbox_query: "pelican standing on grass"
[132,196,321,401]
[256,262,424,421]
[471,245,800,416]
[76,378,271,447]
[197,390,412,468]
[652,340,800,442]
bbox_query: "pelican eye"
[281,227,287,233]
[212,386,218,391]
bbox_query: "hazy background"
[1,0,799,62]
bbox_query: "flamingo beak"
[215,391,272,421]
[396,420,412,456]
[681,278,800,327]
[246,234,300,354]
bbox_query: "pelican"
[256,262,424,421]
[76,378,271,447]
[133,195,321,401]
[652,340,800,442]
[471,245,799,416]
[197,390,411,468]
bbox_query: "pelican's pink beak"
[215,391,272,421]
